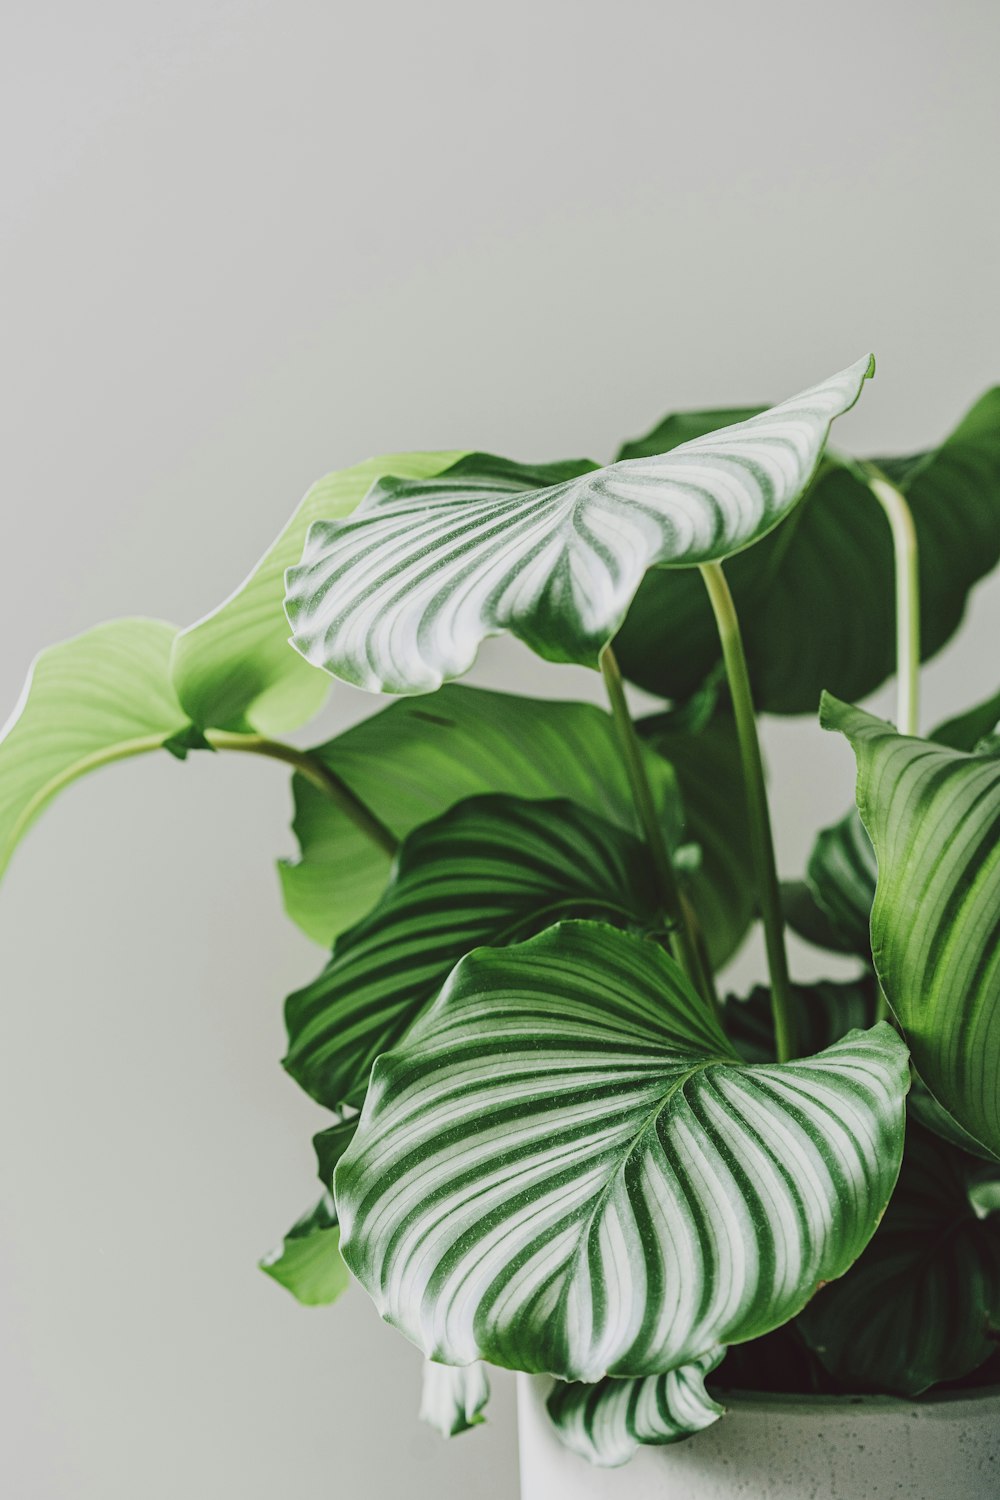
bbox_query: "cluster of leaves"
[2,359,999,1469]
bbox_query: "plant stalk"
[699,562,796,1061]
[863,466,921,737]
[206,730,398,856]
[599,646,710,1001]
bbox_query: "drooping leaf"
[0,619,191,879]
[639,700,754,969]
[419,1362,490,1437]
[279,686,680,947]
[285,360,873,695]
[171,451,466,734]
[336,921,908,1382]
[258,1193,350,1307]
[616,387,1000,713]
[546,1348,726,1468]
[725,977,877,1065]
[285,796,659,1110]
[823,696,1000,1157]
[797,1127,1000,1395]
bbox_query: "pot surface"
[517,1374,1000,1500]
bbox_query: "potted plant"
[2,356,998,1498]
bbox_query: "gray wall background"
[1,3,997,1496]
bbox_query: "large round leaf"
[615,387,1000,713]
[546,1349,726,1468]
[284,795,659,1110]
[285,360,873,694]
[279,685,680,947]
[336,921,908,1382]
[823,695,1000,1157]
[797,1127,1000,1394]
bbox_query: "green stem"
[863,465,921,737]
[206,730,398,857]
[600,646,710,1001]
[699,563,796,1061]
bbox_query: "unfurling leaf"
[823,695,1000,1157]
[284,796,659,1110]
[336,921,908,1382]
[419,1362,490,1437]
[285,360,873,695]
[546,1349,725,1467]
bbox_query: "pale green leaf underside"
[823,696,1000,1157]
[280,686,680,947]
[336,922,907,1382]
[258,1193,350,1307]
[285,359,873,694]
[419,1361,490,1437]
[546,1348,726,1467]
[0,619,191,879]
[284,794,658,1111]
[172,451,466,733]
[797,1127,1000,1395]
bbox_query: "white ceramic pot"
[518,1374,1000,1500]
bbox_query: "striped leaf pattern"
[802,809,878,959]
[285,359,873,694]
[284,796,658,1110]
[546,1349,726,1467]
[419,1361,490,1437]
[797,1126,1000,1395]
[335,922,908,1382]
[823,695,1000,1157]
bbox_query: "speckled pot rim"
[707,1383,1000,1416]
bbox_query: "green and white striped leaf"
[335,921,908,1382]
[823,695,1000,1157]
[419,1362,490,1437]
[259,1192,350,1307]
[279,685,680,947]
[285,359,873,694]
[285,796,658,1110]
[797,1127,1000,1395]
[171,451,466,734]
[0,619,192,880]
[546,1349,726,1467]
[615,386,1000,713]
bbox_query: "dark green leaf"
[823,695,1000,1157]
[725,977,877,1065]
[259,1193,350,1307]
[616,389,1000,713]
[280,685,681,947]
[313,1116,358,1188]
[285,796,659,1110]
[546,1349,726,1467]
[336,921,908,1381]
[797,1127,1000,1395]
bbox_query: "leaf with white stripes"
[546,1349,726,1467]
[335,921,908,1382]
[284,795,659,1110]
[797,1126,1000,1395]
[419,1362,490,1437]
[823,695,1000,1157]
[285,359,873,694]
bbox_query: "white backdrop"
[1,3,998,1496]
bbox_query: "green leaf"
[313,1116,358,1188]
[639,700,754,969]
[285,796,659,1110]
[285,360,873,694]
[419,1362,490,1437]
[797,1127,1000,1395]
[725,978,877,1065]
[336,921,908,1382]
[258,1193,350,1307]
[0,619,191,879]
[546,1349,726,1468]
[171,451,466,733]
[823,695,1000,1157]
[616,388,1000,713]
[280,685,680,947]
